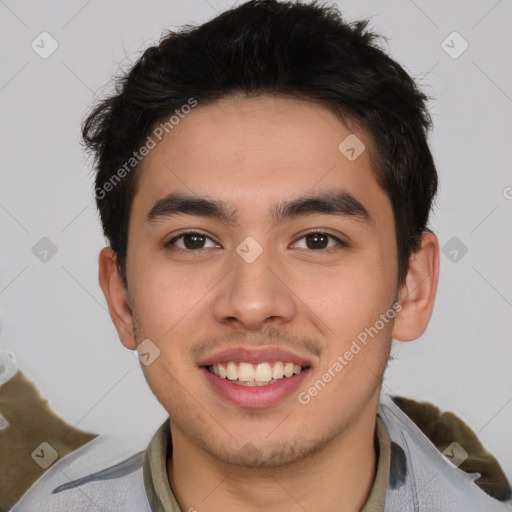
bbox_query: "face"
[120,94,400,467]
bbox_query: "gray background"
[1,0,511,481]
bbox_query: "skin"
[99,94,439,512]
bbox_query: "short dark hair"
[82,0,438,288]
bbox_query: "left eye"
[293,232,345,250]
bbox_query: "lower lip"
[201,367,310,409]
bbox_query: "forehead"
[132,94,391,224]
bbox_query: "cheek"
[129,250,213,337]
[306,274,393,399]
[300,256,393,336]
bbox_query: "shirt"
[12,393,512,511]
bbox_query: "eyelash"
[165,230,347,253]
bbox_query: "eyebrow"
[146,190,371,226]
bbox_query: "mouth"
[204,361,309,387]
[198,347,313,408]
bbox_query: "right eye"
[165,231,220,252]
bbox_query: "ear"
[392,231,440,342]
[98,247,137,350]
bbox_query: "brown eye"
[166,232,218,250]
[293,232,345,251]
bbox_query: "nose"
[211,243,297,331]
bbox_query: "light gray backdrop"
[1,0,511,481]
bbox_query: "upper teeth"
[209,361,304,383]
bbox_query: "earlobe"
[392,231,440,342]
[98,247,137,350]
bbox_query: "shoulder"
[379,394,512,512]
[12,435,151,512]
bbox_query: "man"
[12,0,511,510]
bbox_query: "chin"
[201,433,332,469]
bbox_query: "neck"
[167,399,379,512]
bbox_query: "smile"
[206,361,306,386]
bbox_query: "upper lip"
[197,346,315,368]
